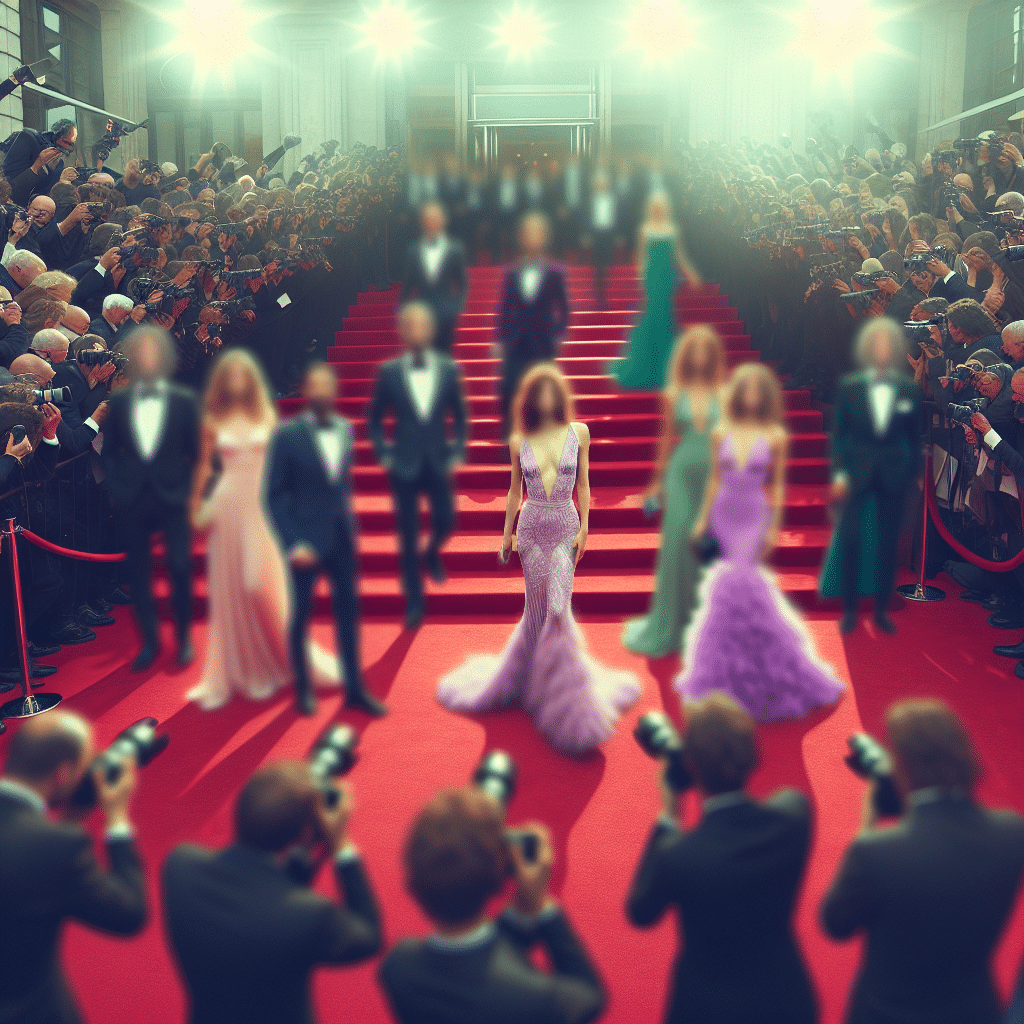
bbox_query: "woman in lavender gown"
[438,363,641,755]
[187,351,340,710]
[675,363,844,721]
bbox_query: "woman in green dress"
[623,325,726,657]
[612,191,702,391]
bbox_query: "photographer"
[2,118,77,205]
[162,761,382,1024]
[0,710,147,1024]
[820,699,1024,1024]
[380,787,605,1024]
[626,694,816,1024]
[89,293,134,346]
[0,249,46,298]
[0,290,26,367]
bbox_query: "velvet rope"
[17,529,126,562]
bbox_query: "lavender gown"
[674,433,844,721]
[437,426,641,755]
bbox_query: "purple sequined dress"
[438,427,641,755]
[674,434,844,721]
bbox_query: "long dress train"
[623,392,719,656]
[187,418,340,710]
[674,434,844,721]
[438,427,641,755]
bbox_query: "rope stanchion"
[18,529,126,562]
[897,446,945,603]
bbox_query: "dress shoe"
[131,644,161,673]
[90,597,114,614]
[78,606,115,628]
[29,660,57,679]
[873,612,898,635]
[27,641,60,658]
[296,689,316,716]
[177,638,196,668]
[959,590,989,603]
[424,548,447,585]
[995,638,1024,658]
[344,688,388,717]
[982,594,1006,612]
[404,604,425,630]
[988,610,1024,629]
[838,611,857,635]
[108,587,132,605]
[1016,660,1024,681]
[0,660,57,684]
[49,622,97,645]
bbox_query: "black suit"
[368,354,468,615]
[100,381,199,649]
[266,413,366,705]
[830,370,924,614]
[87,316,122,347]
[0,788,147,1024]
[627,791,817,1024]
[162,843,382,1024]
[821,793,1024,1024]
[401,238,468,354]
[496,262,570,437]
[2,128,66,204]
[380,909,605,1024]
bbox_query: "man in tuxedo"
[495,212,570,439]
[89,293,135,347]
[830,317,924,636]
[627,694,817,1024]
[0,710,147,1024]
[266,362,386,717]
[490,165,521,264]
[588,168,617,309]
[379,788,605,1024]
[401,203,468,356]
[163,761,383,1024]
[368,302,468,629]
[100,326,199,671]
[821,699,1024,1024]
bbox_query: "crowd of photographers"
[4,693,1024,1024]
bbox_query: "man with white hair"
[89,293,134,346]
[829,317,924,636]
[58,304,90,342]
[1001,321,1024,370]
[29,327,69,364]
[0,249,45,296]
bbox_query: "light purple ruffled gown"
[437,426,641,755]
[674,433,844,721]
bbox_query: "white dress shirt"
[593,193,615,230]
[308,413,345,483]
[499,178,517,210]
[564,165,581,208]
[405,350,438,419]
[132,379,169,461]
[519,263,544,301]
[420,235,447,283]
[868,370,896,436]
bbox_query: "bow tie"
[315,419,335,432]
[410,352,428,370]
[424,236,442,248]
[137,384,160,400]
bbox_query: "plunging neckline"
[685,390,714,434]
[526,426,572,501]
[727,431,770,473]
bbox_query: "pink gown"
[437,426,641,755]
[187,417,340,710]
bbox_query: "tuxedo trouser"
[116,491,192,649]
[289,529,363,697]
[431,315,456,356]
[501,354,542,442]
[390,463,456,613]
[840,482,907,614]
[0,535,61,663]
[592,229,616,306]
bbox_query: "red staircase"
[164,265,833,617]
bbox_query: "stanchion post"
[897,445,946,603]
[0,516,61,719]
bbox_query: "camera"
[902,315,947,347]
[77,349,128,369]
[904,246,955,271]
[120,243,160,263]
[307,723,359,809]
[91,117,146,163]
[472,750,539,863]
[843,733,903,818]
[69,717,170,809]
[31,385,71,405]
[633,711,694,792]
[82,202,111,218]
[948,399,987,425]
[216,224,238,238]
[8,423,25,445]
[219,267,263,289]
[940,184,968,214]
[953,137,984,159]
[1002,245,1024,262]
[840,287,881,309]
[862,211,886,230]
[852,270,895,286]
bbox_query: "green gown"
[613,232,678,391]
[623,391,719,657]
[818,493,880,598]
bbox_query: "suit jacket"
[367,355,468,481]
[72,265,116,318]
[820,795,1024,1024]
[266,414,357,556]
[830,370,924,495]
[401,239,468,323]
[86,316,119,347]
[931,271,974,304]
[52,359,107,422]
[162,844,382,1024]
[2,128,66,204]
[0,321,28,368]
[100,381,200,508]
[627,791,817,1024]
[380,908,605,1024]
[496,262,570,365]
[0,790,147,1024]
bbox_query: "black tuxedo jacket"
[162,843,382,1024]
[0,791,147,1024]
[380,908,605,1024]
[367,355,468,481]
[2,128,66,204]
[52,360,107,422]
[627,790,816,1024]
[266,414,357,556]
[496,262,570,364]
[100,381,200,508]
[821,795,1024,1024]
[86,316,119,347]
[401,239,468,322]
[830,370,924,495]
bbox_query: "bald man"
[9,351,56,387]
[0,710,147,1024]
[0,286,26,367]
[59,304,90,342]
[20,197,94,271]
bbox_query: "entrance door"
[472,122,594,170]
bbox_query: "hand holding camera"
[0,300,21,326]
[94,753,137,832]
[5,428,31,460]
[98,246,121,271]
[970,411,992,436]
[40,402,61,440]
[509,822,555,919]
[31,146,62,173]
[315,779,354,856]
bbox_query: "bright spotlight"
[354,1,431,66]
[619,0,694,67]
[489,3,554,62]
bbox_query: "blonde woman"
[673,363,843,722]
[187,350,339,710]
[623,325,726,657]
